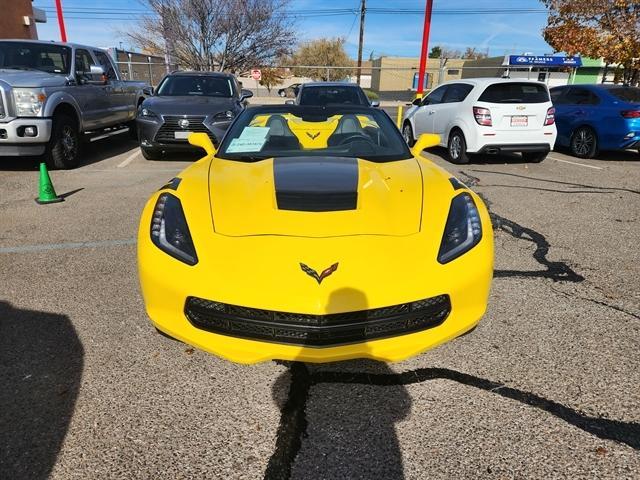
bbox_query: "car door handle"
[428,110,435,115]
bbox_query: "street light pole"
[356,0,366,85]
[416,0,434,98]
[55,0,68,42]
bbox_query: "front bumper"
[0,117,52,156]
[137,116,231,151]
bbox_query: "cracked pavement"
[0,137,639,479]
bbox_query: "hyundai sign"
[507,55,582,67]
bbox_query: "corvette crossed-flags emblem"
[299,262,339,284]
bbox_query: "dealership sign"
[507,55,583,67]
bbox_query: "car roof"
[301,82,362,88]
[169,71,234,78]
[551,84,636,90]
[437,77,547,88]
[0,38,106,52]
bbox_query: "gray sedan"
[136,71,252,159]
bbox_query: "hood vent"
[274,157,358,212]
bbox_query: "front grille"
[154,115,215,144]
[184,295,451,347]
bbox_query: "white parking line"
[117,149,141,168]
[549,156,603,170]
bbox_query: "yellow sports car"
[137,105,493,364]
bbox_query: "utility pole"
[416,0,434,98]
[356,0,366,85]
[55,0,68,42]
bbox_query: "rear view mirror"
[412,98,422,106]
[411,133,440,157]
[143,86,154,96]
[240,89,253,101]
[188,132,216,156]
[370,100,380,108]
[85,65,107,85]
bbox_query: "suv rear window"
[608,87,640,103]
[479,82,550,104]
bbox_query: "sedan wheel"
[402,123,415,147]
[447,131,470,164]
[570,127,598,159]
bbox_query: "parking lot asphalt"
[1,129,639,479]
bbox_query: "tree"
[541,0,640,85]
[289,38,354,81]
[429,46,442,59]
[463,47,488,60]
[259,67,285,93]
[126,0,295,72]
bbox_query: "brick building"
[0,0,47,39]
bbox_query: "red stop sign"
[251,69,261,80]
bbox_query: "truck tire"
[45,114,81,169]
[127,120,138,140]
[141,147,161,160]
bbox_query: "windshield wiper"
[2,65,39,71]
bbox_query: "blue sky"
[34,0,554,59]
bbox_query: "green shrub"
[363,89,379,100]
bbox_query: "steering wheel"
[337,133,374,146]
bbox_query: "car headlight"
[213,110,234,121]
[140,107,158,119]
[438,193,482,264]
[13,88,46,116]
[150,193,198,265]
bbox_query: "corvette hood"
[208,156,423,237]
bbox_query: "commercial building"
[0,0,47,40]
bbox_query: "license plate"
[510,116,528,127]
[174,131,192,139]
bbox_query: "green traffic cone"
[35,162,64,204]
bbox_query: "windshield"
[0,42,71,74]
[478,82,549,103]
[217,106,412,162]
[299,86,368,106]
[608,86,640,104]
[156,75,234,97]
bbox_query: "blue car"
[550,85,640,158]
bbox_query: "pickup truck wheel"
[127,120,138,140]
[141,147,161,160]
[45,114,80,169]
[522,151,548,163]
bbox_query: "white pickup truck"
[0,40,150,168]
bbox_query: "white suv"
[402,78,557,163]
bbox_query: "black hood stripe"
[273,157,358,212]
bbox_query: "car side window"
[74,49,96,82]
[442,83,473,103]
[550,88,566,105]
[564,88,600,105]
[93,50,117,80]
[422,86,447,106]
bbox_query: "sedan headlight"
[213,110,234,121]
[140,107,159,119]
[13,88,46,116]
[150,193,198,265]
[438,193,482,264]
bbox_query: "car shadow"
[424,147,531,165]
[266,288,411,480]
[553,146,640,162]
[0,301,84,479]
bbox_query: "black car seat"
[327,114,364,146]
[264,115,300,150]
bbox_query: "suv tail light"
[621,110,640,118]
[473,107,492,126]
[544,107,555,126]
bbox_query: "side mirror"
[370,100,380,108]
[240,89,253,101]
[85,65,107,85]
[411,133,440,157]
[188,132,216,156]
[412,98,422,106]
[143,86,154,96]
[284,99,295,105]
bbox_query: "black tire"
[127,120,138,140]
[141,147,162,160]
[447,130,470,164]
[570,126,598,159]
[522,151,548,163]
[45,114,81,169]
[402,122,415,147]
